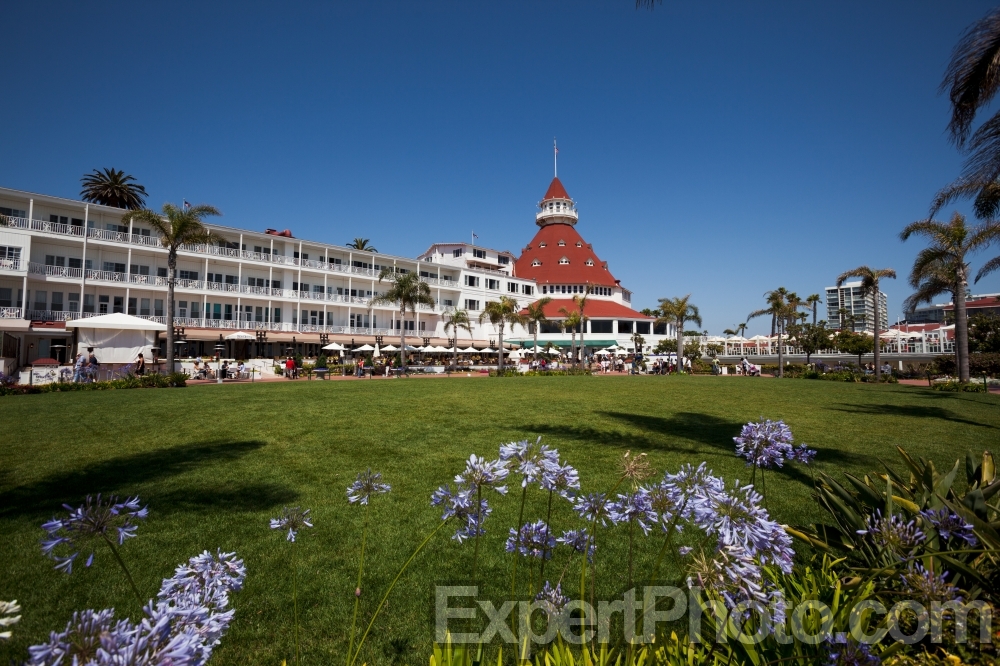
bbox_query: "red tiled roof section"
[520,298,653,319]
[542,177,570,201]
[514,223,618,286]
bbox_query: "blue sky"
[2,1,999,334]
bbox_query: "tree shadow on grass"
[827,403,996,429]
[154,482,299,514]
[0,439,272,520]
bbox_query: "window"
[507,282,519,293]
[473,249,486,259]
[140,299,150,316]
[68,258,82,269]
[653,322,667,335]
[329,257,342,265]
[558,240,566,246]
[99,295,109,314]
[273,308,281,323]
[0,288,10,307]
[45,255,66,267]
[532,259,541,267]
[559,257,569,265]
[585,259,594,266]
[453,249,463,258]
[522,285,533,296]
[272,280,281,289]
[0,207,26,219]
[154,300,163,316]
[497,255,509,265]
[486,279,499,290]
[179,270,199,281]
[207,273,223,283]
[49,292,63,311]
[33,291,47,310]
[103,262,126,274]
[352,260,371,269]
[636,322,651,335]
[130,264,150,275]
[464,275,480,287]
[127,297,137,315]
[576,242,582,247]
[465,299,480,310]
[224,304,233,320]
[179,301,188,318]
[225,275,238,285]
[157,267,167,278]
[113,297,124,313]
[591,320,613,334]
[617,321,633,334]
[539,242,547,248]
[312,285,323,293]
[443,299,453,307]
[49,215,69,225]
[622,289,632,303]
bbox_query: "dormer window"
[559,257,569,265]
[576,242,582,247]
[558,240,566,246]
[539,242,547,248]
[585,259,594,266]
[532,259,542,267]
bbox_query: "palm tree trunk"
[452,335,457,374]
[812,304,817,326]
[533,324,539,363]
[166,251,177,372]
[873,284,881,382]
[579,319,585,368]
[777,319,784,378]
[400,306,406,373]
[676,318,684,374]
[956,271,970,383]
[571,331,576,368]
[498,323,505,374]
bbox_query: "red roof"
[542,177,570,201]
[521,298,653,319]
[514,223,618,287]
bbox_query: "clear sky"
[2,1,999,334]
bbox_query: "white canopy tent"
[65,313,167,364]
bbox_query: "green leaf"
[983,451,996,486]
[932,460,960,504]
[843,474,884,509]
[966,450,978,486]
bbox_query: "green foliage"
[932,380,988,393]
[315,355,328,369]
[653,339,676,354]
[969,313,1000,353]
[0,373,186,396]
[834,330,874,359]
[931,353,1000,377]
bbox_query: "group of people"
[648,357,693,375]
[72,348,101,383]
[737,357,762,376]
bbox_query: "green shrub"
[931,353,1000,377]
[0,372,186,396]
[316,355,328,369]
[932,380,988,392]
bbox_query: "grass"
[0,376,998,664]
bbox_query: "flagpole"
[553,138,557,177]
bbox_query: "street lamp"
[214,334,225,384]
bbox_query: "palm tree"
[655,295,702,374]
[524,298,552,362]
[372,269,434,372]
[748,290,795,378]
[900,212,1000,382]
[805,294,822,325]
[479,296,526,374]
[903,258,963,374]
[836,266,897,382]
[443,308,472,373]
[573,285,593,362]
[559,308,582,368]
[722,328,737,337]
[121,203,222,369]
[80,169,148,210]
[347,238,378,253]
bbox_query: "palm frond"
[975,254,1000,282]
[942,7,1000,147]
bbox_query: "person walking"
[135,353,146,376]
[73,352,86,383]
[87,348,100,382]
[285,356,295,379]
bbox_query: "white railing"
[28,310,77,321]
[2,216,86,237]
[88,228,130,243]
[128,273,157,285]
[0,307,22,318]
[28,262,84,279]
[0,258,24,272]
[86,269,127,283]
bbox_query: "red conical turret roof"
[542,177,570,201]
[514,220,619,287]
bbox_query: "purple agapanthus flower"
[40,495,148,574]
[901,563,963,605]
[857,511,923,554]
[455,454,509,495]
[573,492,612,526]
[432,484,491,542]
[733,419,795,468]
[557,528,595,561]
[534,581,569,616]
[539,459,580,499]
[698,481,794,573]
[506,520,555,559]
[687,545,768,610]
[825,637,881,666]
[269,507,313,542]
[608,491,658,535]
[499,437,559,488]
[347,469,391,505]
[920,507,977,547]
[787,445,817,464]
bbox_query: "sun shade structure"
[224,331,255,340]
[322,342,346,351]
[65,313,167,331]
[65,313,166,364]
[353,344,375,352]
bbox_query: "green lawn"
[0,376,997,664]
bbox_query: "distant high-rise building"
[825,281,887,333]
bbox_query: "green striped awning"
[506,339,618,348]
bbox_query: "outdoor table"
[315,368,329,380]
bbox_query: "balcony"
[29,262,84,279]
[2,216,86,237]
[0,258,24,272]
[0,307,22,319]
[27,310,77,322]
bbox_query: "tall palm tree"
[836,266,897,381]
[805,294,822,325]
[372,269,434,372]
[656,295,702,374]
[559,308,582,368]
[572,284,593,362]
[524,297,552,362]
[901,212,1000,382]
[479,296,526,374]
[347,238,378,253]
[121,203,221,369]
[748,291,795,378]
[443,308,472,372]
[903,258,962,375]
[80,169,148,210]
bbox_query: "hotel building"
[825,281,888,334]
[0,177,670,366]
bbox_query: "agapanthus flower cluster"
[506,520,555,559]
[608,491,658,535]
[573,492,612,526]
[455,454,509,495]
[557,529,595,561]
[733,420,815,469]
[539,459,581,499]
[28,550,246,666]
[40,494,148,574]
[269,506,313,542]
[432,484,492,542]
[499,437,558,487]
[857,511,924,555]
[0,600,20,640]
[534,581,569,616]
[699,481,795,574]
[901,563,963,606]
[920,507,977,546]
[824,637,881,666]
[686,545,770,613]
[347,469,391,505]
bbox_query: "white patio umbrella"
[459,346,479,353]
[431,345,451,352]
[373,343,381,358]
[594,349,612,355]
[354,344,375,352]
[615,349,630,356]
[403,344,421,351]
[508,349,523,360]
[381,344,399,351]
[224,331,255,340]
[322,342,346,351]
[481,347,498,353]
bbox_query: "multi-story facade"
[0,177,669,365]
[904,293,1000,324]
[825,281,888,333]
